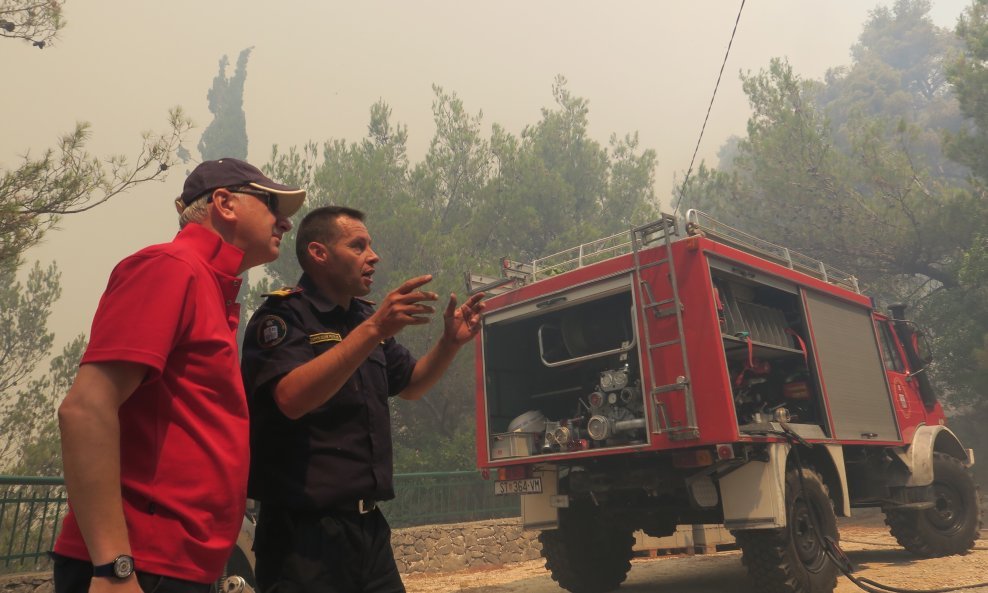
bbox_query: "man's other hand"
[369,275,439,339]
[441,292,486,347]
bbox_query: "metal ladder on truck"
[631,214,698,441]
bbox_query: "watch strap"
[92,561,115,578]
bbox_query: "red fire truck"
[468,210,981,593]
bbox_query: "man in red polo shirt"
[52,158,305,593]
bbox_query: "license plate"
[494,477,543,496]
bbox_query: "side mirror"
[912,331,933,365]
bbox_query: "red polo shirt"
[54,223,249,583]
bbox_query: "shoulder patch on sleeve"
[262,286,303,298]
[256,315,288,348]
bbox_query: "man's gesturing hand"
[368,275,439,340]
[441,291,486,347]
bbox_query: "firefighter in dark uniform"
[241,205,485,593]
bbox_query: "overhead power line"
[673,0,747,216]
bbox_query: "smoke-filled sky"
[3,0,970,351]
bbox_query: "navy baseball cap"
[175,157,306,217]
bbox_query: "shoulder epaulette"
[262,286,303,298]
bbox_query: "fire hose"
[757,424,988,593]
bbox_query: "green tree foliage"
[0,0,65,48]
[3,336,85,476]
[250,100,415,302]
[0,260,85,474]
[0,8,192,475]
[467,76,658,266]
[681,0,988,407]
[198,47,253,161]
[1,111,192,270]
[256,78,658,470]
[849,0,958,101]
[0,262,57,399]
[947,0,988,178]
[944,0,988,424]
[0,116,188,474]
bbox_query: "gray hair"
[179,193,210,228]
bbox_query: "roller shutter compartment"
[802,290,899,442]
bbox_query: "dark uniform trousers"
[51,553,214,593]
[254,505,405,593]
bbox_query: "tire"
[538,510,635,593]
[735,467,839,593]
[884,452,981,557]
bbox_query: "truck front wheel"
[538,508,635,593]
[735,467,839,593]
[884,452,981,557]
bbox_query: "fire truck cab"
[469,210,980,593]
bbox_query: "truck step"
[635,543,740,558]
[632,525,737,558]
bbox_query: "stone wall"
[0,573,51,593]
[392,518,543,574]
[0,518,542,593]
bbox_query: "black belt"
[330,499,378,514]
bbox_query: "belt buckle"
[358,499,373,514]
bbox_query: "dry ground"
[405,511,988,593]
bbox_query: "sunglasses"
[227,187,280,217]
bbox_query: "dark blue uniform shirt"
[241,273,416,511]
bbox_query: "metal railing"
[0,476,66,574]
[528,228,636,281]
[469,210,863,295]
[685,209,861,293]
[0,471,518,572]
[468,218,680,295]
[383,471,519,528]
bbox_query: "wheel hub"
[792,500,827,571]
[928,483,964,534]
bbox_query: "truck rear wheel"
[884,452,981,557]
[538,509,635,593]
[735,467,839,593]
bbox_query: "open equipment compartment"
[708,259,827,434]
[482,274,648,459]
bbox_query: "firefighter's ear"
[306,241,328,265]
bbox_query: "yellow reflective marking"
[309,332,342,344]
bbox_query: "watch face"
[113,555,135,578]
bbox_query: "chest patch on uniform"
[309,332,342,345]
[257,315,288,348]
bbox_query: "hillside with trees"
[680,0,988,479]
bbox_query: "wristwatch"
[93,554,135,579]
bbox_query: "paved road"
[409,547,988,593]
[406,520,988,593]
[456,552,751,593]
